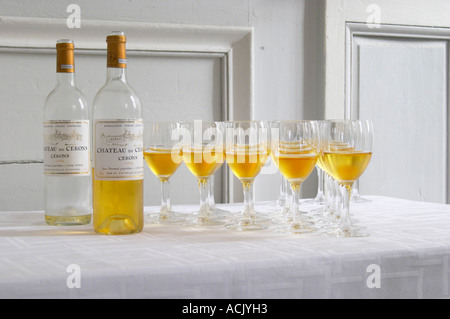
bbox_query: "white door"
[325,0,450,203]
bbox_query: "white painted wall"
[0,0,324,211]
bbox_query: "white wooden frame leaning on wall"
[0,16,253,203]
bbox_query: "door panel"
[356,37,447,203]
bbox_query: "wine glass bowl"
[225,145,269,181]
[182,145,223,179]
[144,147,182,182]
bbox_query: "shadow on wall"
[302,0,325,198]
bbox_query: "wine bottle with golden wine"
[43,39,91,226]
[92,32,144,235]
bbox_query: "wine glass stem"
[326,174,334,213]
[198,177,210,218]
[291,183,302,223]
[279,174,286,200]
[317,167,324,197]
[334,180,341,215]
[352,180,360,198]
[159,178,171,215]
[208,175,215,209]
[242,180,255,220]
[340,184,353,231]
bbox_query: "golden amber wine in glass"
[322,151,372,186]
[92,169,143,234]
[183,148,223,179]
[274,153,318,184]
[144,148,182,181]
[226,150,269,180]
[316,156,328,174]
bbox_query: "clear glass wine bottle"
[43,39,91,226]
[92,32,144,235]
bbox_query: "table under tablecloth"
[0,196,449,299]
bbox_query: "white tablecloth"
[1,196,450,299]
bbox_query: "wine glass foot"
[302,197,326,205]
[351,195,372,203]
[270,215,291,225]
[327,225,369,237]
[183,215,226,227]
[145,211,186,224]
[273,222,321,235]
[208,207,232,218]
[276,198,286,207]
[225,218,268,231]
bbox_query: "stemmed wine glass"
[271,120,320,234]
[267,120,291,223]
[181,121,225,227]
[224,121,271,231]
[206,122,232,218]
[320,119,373,237]
[303,120,327,207]
[143,122,185,224]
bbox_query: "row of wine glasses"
[271,120,373,237]
[143,120,373,237]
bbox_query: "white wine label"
[94,119,143,180]
[43,120,90,175]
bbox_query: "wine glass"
[320,119,373,237]
[224,120,271,231]
[271,120,320,234]
[267,120,291,222]
[181,121,225,227]
[205,122,232,218]
[144,122,185,224]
